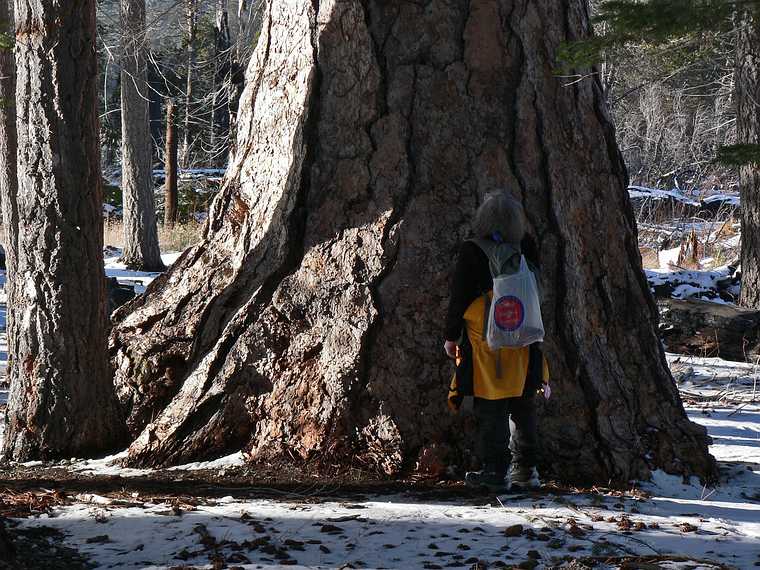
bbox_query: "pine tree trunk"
[164,98,179,227]
[120,0,164,272]
[4,0,126,460]
[110,0,715,483]
[181,0,197,169]
[0,0,17,295]
[102,60,120,169]
[210,0,231,166]
[227,0,249,159]
[148,65,163,158]
[738,8,760,308]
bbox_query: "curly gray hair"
[472,191,525,244]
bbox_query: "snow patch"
[104,251,183,292]
[702,193,740,207]
[166,451,245,471]
[628,185,701,206]
[646,265,739,304]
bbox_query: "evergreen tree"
[575,0,760,308]
[4,0,126,460]
[121,0,165,271]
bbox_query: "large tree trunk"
[120,0,164,272]
[164,98,179,227]
[0,0,17,388]
[738,8,760,308]
[4,0,127,460]
[110,0,715,483]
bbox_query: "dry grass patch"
[640,246,659,269]
[104,219,204,253]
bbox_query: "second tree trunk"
[4,0,126,460]
[121,0,164,272]
[739,7,760,309]
[164,98,179,227]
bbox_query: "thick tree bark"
[181,0,197,169]
[0,2,17,259]
[120,0,164,272]
[164,98,179,227]
[738,8,760,308]
[110,0,715,483]
[4,0,126,460]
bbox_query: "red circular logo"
[494,296,525,331]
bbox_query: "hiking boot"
[465,470,508,491]
[507,464,540,490]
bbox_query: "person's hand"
[543,382,552,400]
[444,340,458,359]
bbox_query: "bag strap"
[469,238,521,277]
[481,293,490,339]
[471,238,514,380]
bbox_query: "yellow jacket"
[448,292,549,410]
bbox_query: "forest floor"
[2,191,760,569]
[0,371,758,569]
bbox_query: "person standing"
[445,192,549,491]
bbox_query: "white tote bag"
[486,255,545,349]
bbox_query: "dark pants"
[473,391,538,477]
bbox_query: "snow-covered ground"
[646,265,741,305]
[62,450,246,478]
[105,251,184,293]
[14,482,757,569]
[8,407,759,570]
[1,354,757,569]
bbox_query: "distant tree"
[164,97,179,227]
[737,6,760,307]
[181,0,198,168]
[95,0,261,171]
[227,0,249,154]
[3,0,126,460]
[121,0,165,271]
[210,0,231,166]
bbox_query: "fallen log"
[658,298,760,362]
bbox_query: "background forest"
[94,0,742,252]
[98,0,259,170]
[598,0,737,194]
